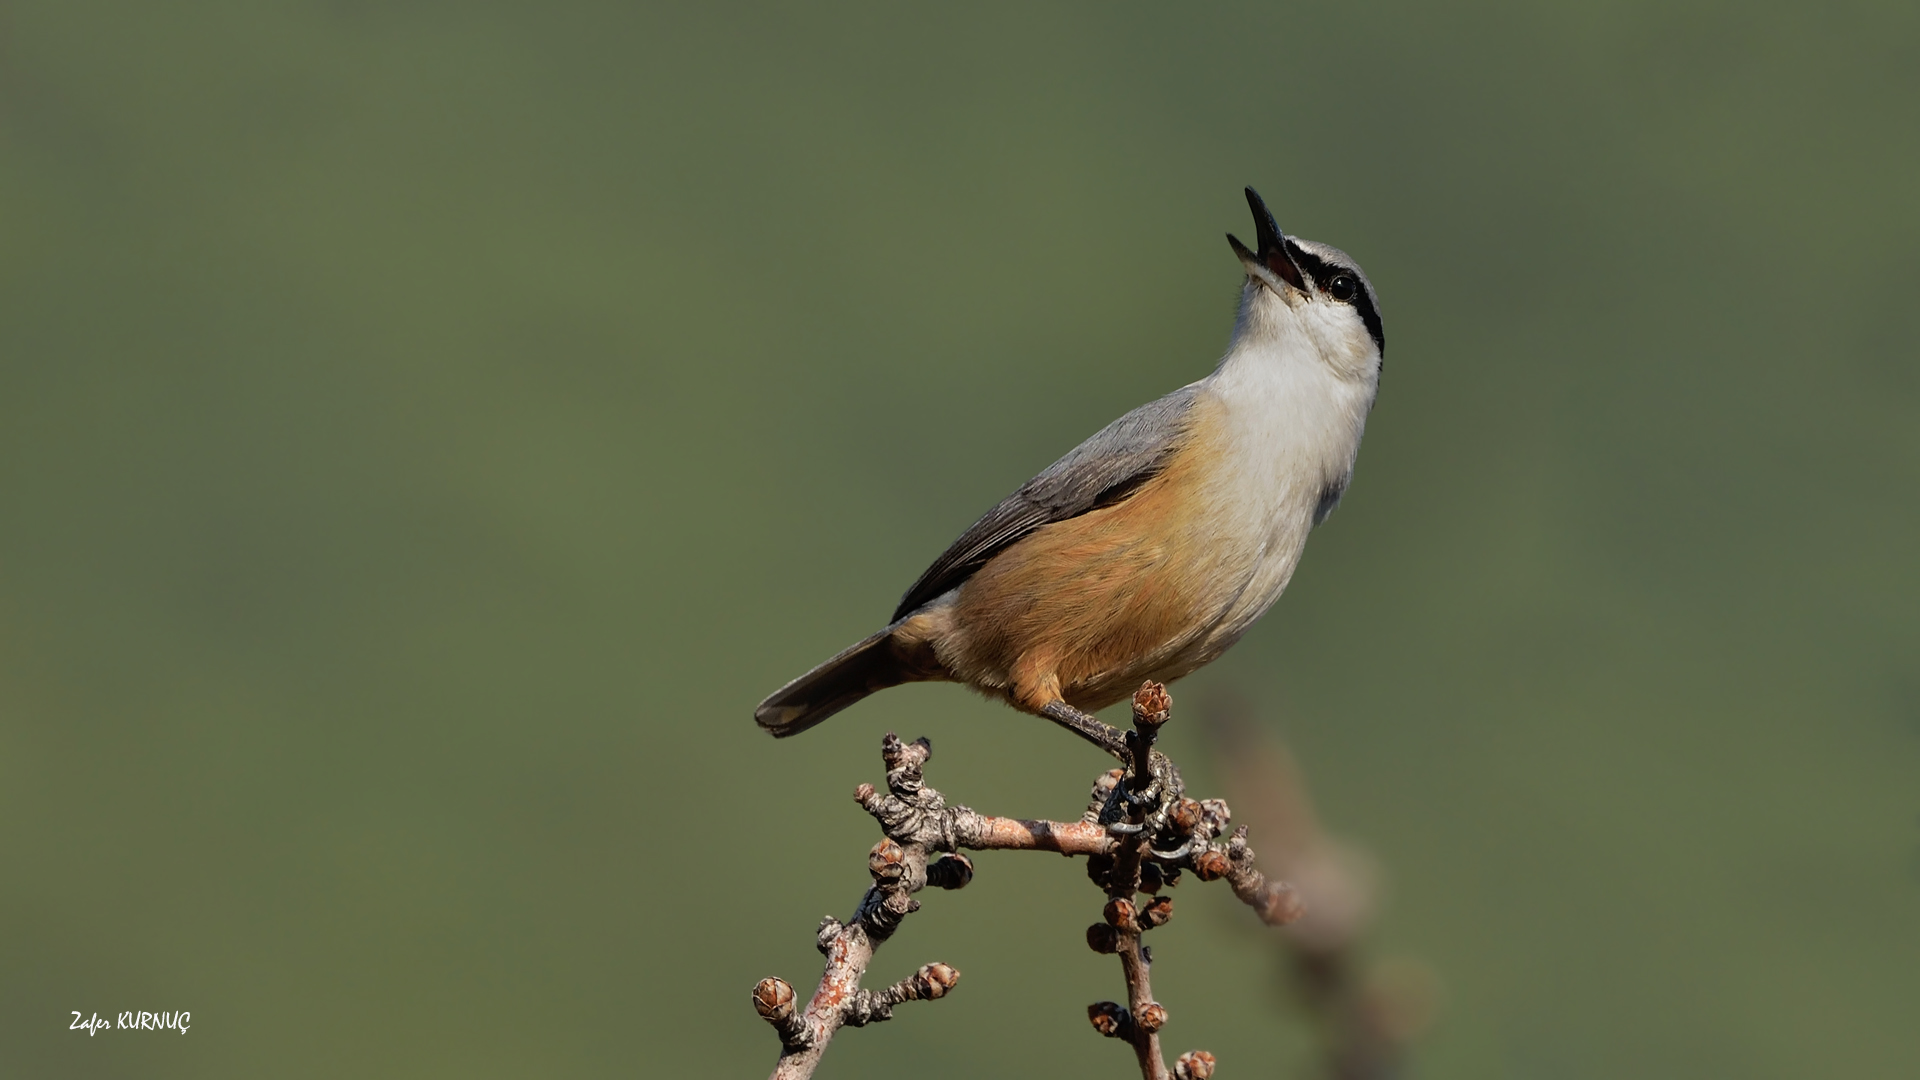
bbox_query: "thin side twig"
[756,735,964,1080]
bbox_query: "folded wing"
[891,384,1203,622]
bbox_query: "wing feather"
[890,384,1202,621]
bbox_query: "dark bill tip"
[1240,186,1305,291]
[1244,187,1283,253]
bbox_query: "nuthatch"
[757,189,1385,751]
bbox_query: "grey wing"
[890,383,1203,622]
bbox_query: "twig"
[1080,684,1243,1079]
[753,685,1302,1079]
[1092,685,1174,1077]
[754,735,966,1080]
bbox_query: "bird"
[756,188,1385,753]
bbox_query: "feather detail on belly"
[934,445,1242,709]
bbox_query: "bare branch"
[954,814,1111,855]
[1223,825,1308,927]
[1079,683,1180,1079]
[756,735,963,1080]
[754,685,1316,1078]
[752,977,805,1045]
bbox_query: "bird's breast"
[933,368,1371,708]
[1169,370,1371,651]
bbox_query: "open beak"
[1226,186,1307,295]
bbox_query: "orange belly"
[930,448,1237,713]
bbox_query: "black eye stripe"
[1282,240,1385,357]
[1284,243,1343,294]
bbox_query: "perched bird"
[756,188,1385,751]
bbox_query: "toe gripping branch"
[752,684,1302,1080]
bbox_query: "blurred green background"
[3,2,1916,1076]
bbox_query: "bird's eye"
[1327,273,1358,302]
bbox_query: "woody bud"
[1086,923,1121,954]
[868,839,907,883]
[1170,798,1203,834]
[1141,895,1174,928]
[1192,849,1231,881]
[1132,681,1172,727]
[1087,1001,1131,1039]
[752,977,795,1022]
[1140,862,1165,894]
[1175,1050,1217,1079]
[910,961,960,1000]
[926,853,974,890]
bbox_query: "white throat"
[1204,301,1379,508]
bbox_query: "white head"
[1225,187,1384,385]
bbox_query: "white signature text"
[71,1010,191,1035]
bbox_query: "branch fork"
[752,684,1301,1079]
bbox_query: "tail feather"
[756,630,908,737]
